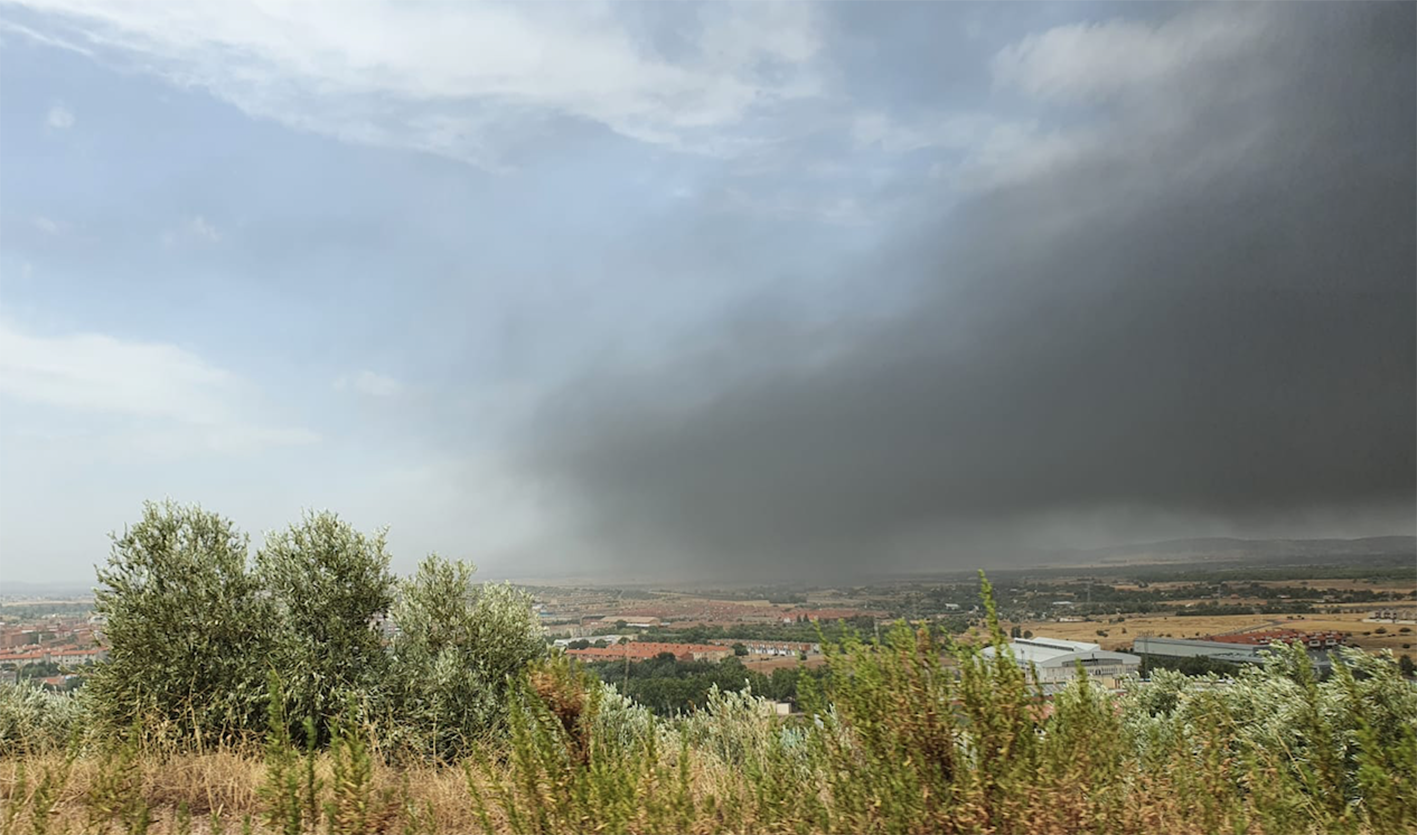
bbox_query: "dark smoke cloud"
[514,3,1416,578]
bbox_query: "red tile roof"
[1207,629,1347,646]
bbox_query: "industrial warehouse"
[982,637,1141,692]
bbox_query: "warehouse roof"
[982,637,1100,664]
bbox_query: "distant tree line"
[637,616,880,646]
[1137,654,1243,678]
[582,654,825,715]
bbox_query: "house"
[709,639,818,657]
[1207,629,1346,649]
[0,649,51,667]
[52,647,107,665]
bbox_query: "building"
[0,649,52,667]
[551,635,631,648]
[1132,635,1337,670]
[51,647,107,665]
[709,639,819,657]
[981,637,1140,691]
[1206,629,1346,649]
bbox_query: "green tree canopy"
[256,510,395,744]
[87,500,273,743]
[387,555,545,760]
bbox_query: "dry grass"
[739,655,828,673]
[1013,610,1417,654]
[1014,614,1283,649]
[1,741,1406,835]
[0,750,482,835]
[4,641,1414,835]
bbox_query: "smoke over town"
[512,3,1415,578]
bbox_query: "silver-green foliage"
[0,683,86,755]
[1118,643,1417,831]
[81,503,551,756]
[387,555,546,759]
[257,510,395,745]
[477,575,1417,834]
[87,500,273,745]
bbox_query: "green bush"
[86,500,273,746]
[383,555,546,761]
[258,510,396,747]
[0,682,86,755]
[469,572,1417,835]
[82,503,547,759]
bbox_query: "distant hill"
[1048,536,1416,567]
[0,579,96,598]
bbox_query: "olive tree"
[256,510,395,744]
[386,554,545,759]
[0,681,88,754]
[87,500,273,744]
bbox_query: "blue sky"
[1,2,1411,584]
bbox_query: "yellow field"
[741,655,828,673]
[1011,611,1416,655]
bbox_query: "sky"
[0,1,1412,586]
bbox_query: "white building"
[982,637,1140,690]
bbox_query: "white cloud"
[161,215,220,247]
[335,370,402,398]
[963,4,1283,196]
[0,320,317,453]
[45,101,75,129]
[186,215,219,242]
[851,111,999,155]
[0,18,95,56]
[954,121,1099,192]
[9,0,824,168]
[34,216,61,235]
[846,109,1095,196]
[991,6,1265,103]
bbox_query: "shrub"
[86,501,273,746]
[384,555,546,760]
[258,511,396,747]
[76,503,549,759]
[473,573,1417,835]
[0,683,86,755]
[18,509,1417,835]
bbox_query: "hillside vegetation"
[1,502,1415,834]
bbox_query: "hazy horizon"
[2,2,1413,585]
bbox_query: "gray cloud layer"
[514,4,1415,578]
